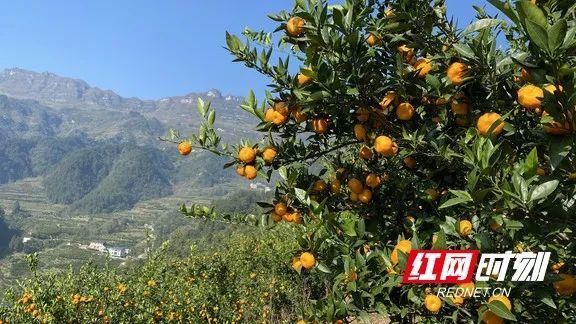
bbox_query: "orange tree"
[168,0,576,322]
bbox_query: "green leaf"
[462,18,501,35]
[294,188,309,205]
[548,19,567,51]
[316,262,332,273]
[439,190,473,209]
[541,297,557,309]
[517,0,547,28]
[530,180,559,201]
[452,44,476,59]
[487,301,517,321]
[487,0,519,25]
[207,110,216,126]
[523,147,538,175]
[525,19,549,52]
[549,137,573,170]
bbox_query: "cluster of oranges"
[271,201,302,224]
[235,145,277,180]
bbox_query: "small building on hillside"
[88,242,107,253]
[108,246,130,258]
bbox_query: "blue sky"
[0,0,492,99]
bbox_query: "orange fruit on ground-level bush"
[424,294,442,313]
[274,202,288,216]
[286,17,305,37]
[413,58,433,78]
[178,141,192,156]
[517,84,543,110]
[312,118,328,134]
[477,112,504,136]
[447,62,469,85]
[299,252,316,269]
[359,146,373,160]
[312,180,327,193]
[374,136,398,156]
[347,178,364,194]
[396,102,415,120]
[358,188,372,203]
[403,156,417,169]
[365,173,381,188]
[238,147,256,163]
[353,124,367,141]
[330,179,341,193]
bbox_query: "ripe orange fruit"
[458,282,475,298]
[358,188,373,203]
[403,156,417,169]
[380,91,397,109]
[178,141,192,156]
[451,295,464,307]
[477,112,504,136]
[544,83,561,94]
[350,192,359,201]
[330,179,342,193]
[312,118,329,134]
[282,212,295,222]
[356,107,370,122]
[396,102,415,120]
[262,147,277,164]
[366,33,381,46]
[397,44,414,62]
[455,115,469,127]
[274,202,288,216]
[312,180,327,193]
[542,112,572,135]
[271,212,282,223]
[447,62,469,86]
[299,252,316,269]
[291,107,308,123]
[553,274,576,295]
[273,101,289,116]
[424,294,442,313]
[347,178,364,194]
[297,72,312,87]
[286,17,305,37]
[374,136,398,156]
[265,108,288,126]
[451,93,469,115]
[291,257,302,271]
[551,261,565,273]
[244,165,257,180]
[390,239,412,265]
[238,147,257,163]
[488,295,512,311]
[458,219,473,236]
[425,188,440,201]
[483,311,504,324]
[413,58,433,78]
[365,173,381,188]
[353,124,367,141]
[292,211,303,224]
[517,84,543,110]
[359,146,373,160]
[236,165,246,177]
